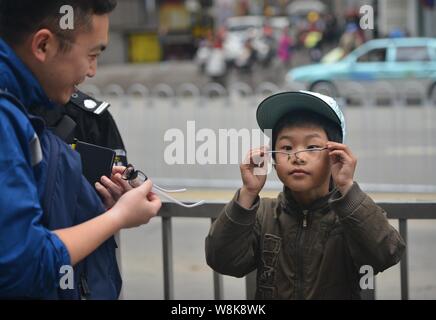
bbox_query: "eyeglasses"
[266,147,328,165]
[121,164,205,208]
[122,164,148,188]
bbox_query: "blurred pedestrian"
[277,27,294,68]
[194,32,213,74]
[205,33,227,87]
[257,24,275,68]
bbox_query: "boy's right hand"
[109,179,161,229]
[239,146,269,208]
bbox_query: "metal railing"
[81,80,436,107]
[155,201,436,300]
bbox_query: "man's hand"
[327,142,357,195]
[95,166,133,209]
[55,178,161,266]
[109,179,162,228]
[239,146,269,209]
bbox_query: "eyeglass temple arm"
[154,184,187,193]
[152,187,205,208]
[122,166,187,193]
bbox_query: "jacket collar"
[279,186,335,215]
[0,37,56,110]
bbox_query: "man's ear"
[31,29,57,62]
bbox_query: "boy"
[205,91,405,299]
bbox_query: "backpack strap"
[0,89,48,137]
[51,114,77,144]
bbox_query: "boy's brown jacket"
[205,183,405,299]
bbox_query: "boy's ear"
[31,29,57,62]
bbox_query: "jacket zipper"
[295,210,308,299]
[302,210,308,228]
[79,274,91,300]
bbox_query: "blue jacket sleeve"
[0,103,71,298]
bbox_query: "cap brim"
[256,91,342,137]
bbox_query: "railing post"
[162,217,174,300]
[399,219,409,300]
[211,218,224,300]
[213,272,223,300]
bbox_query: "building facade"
[101,0,435,64]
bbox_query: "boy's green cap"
[256,90,346,142]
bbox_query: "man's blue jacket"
[0,38,121,299]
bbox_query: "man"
[0,0,161,299]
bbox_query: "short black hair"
[272,110,342,153]
[0,0,117,51]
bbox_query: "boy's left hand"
[327,142,357,195]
